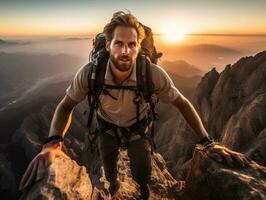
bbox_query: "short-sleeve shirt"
[66,60,181,127]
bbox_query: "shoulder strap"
[87,50,109,128]
[136,53,154,103]
[90,49,109,97]
[136,53,159,121]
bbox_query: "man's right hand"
[19,141,69,191]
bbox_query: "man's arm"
[46,95,78,144]
[19,94,78,191]
[171,93,208,140]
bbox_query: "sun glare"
[162,22,186,43]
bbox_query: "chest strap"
[102,84,143,124]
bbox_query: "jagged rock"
[89,150,185,200]
[193,67,219,125]
[20,150,184,200]
[20,157,93,200]
[221,93,266,152]
[182,146,266,200]
[246,129,266,166]
[20,146,266,200]
[194,51,266,140]
[192,51,266,170]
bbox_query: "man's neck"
[109,61,134,85]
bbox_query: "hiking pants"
[98,132,152,198]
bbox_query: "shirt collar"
[104,59,137,82]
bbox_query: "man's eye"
[129,43,136,48]
[115,41,123,46]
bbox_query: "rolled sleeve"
[66,64,90,103]
[151,64,181,103]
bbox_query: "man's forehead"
[112,26,138,42]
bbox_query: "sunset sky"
[1,0,266,37]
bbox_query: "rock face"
[182,146,266,200]
[20,158,93,200]
[193,51,266,160]
[149,51,266,183]
[20,147,266,200]
[20,152,184,200]
[194,51,266,141]
[92,151,184,200]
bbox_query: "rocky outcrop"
[246,129,266,166]
[20,152,184,200]
[193,51,266,164]
[151,51,266,181]
[20,158,93,200]
[20,146,266,200]
[221,93,266,152]
[193,68,220,125]
[194,51,266,139]
[182,146,266,200]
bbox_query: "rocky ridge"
[5,51,266,199]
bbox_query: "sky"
[0,0,266,36]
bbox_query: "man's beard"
[110,54,134,72]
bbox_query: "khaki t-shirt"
[66,61,181,127]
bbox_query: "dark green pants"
[98,132,151,199]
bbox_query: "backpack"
[86,24,162,151]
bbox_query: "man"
[19,11,249,199]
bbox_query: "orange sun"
[162,22,186,43]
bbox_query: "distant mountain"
[64,37,91,41]
[0,52,85,108]
[0,39,31,46]
[185,44,242,54]
[159,43,245,71]
[161,60,204,77]
[160,43,243,56]
[168,72,201,100]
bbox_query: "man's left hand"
[205,143,251,167]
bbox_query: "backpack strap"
[87,49,109,128]
[103,84,138,101]
[104,83,141,123]
[136,53,159,152]
[136,53,159,121]
[104,84,137,90]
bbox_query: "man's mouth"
[119,56,130,61]
[119,58,130,63]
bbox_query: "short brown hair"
[103,11,145,44]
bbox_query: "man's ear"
[106,41,110,52]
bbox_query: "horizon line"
[155,33,266,37]
[1,33,266,38]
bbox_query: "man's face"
[106,26,139,72]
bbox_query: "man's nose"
[122,45,129,54]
